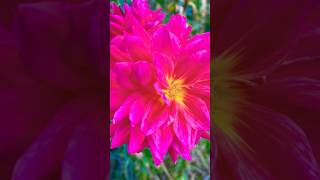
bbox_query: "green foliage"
[149,0,211,34]
[110,0,210,179]
[110,140,210,180]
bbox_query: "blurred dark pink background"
[0,0,107,179]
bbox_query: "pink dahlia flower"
[110,1,210,166]
[214,0,320,179]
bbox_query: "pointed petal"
[128,125,145,154]
[169,147,179,164]
[168,14,191,42]
[111,123,130,149]
[147,136,163,166]
[182,96,210,131]
[129,98,146,126]
[153,52,174,78]
[171,136,192,161]
[151,26,180,57]
[174,112,191,147]
[112,94,137,124]
[141,101,168,135]
[152,126,173,157]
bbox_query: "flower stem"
[196,150,209,172]
[161,163,173,180]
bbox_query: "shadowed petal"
[111,120,130,149]
[128,125,145,154]
[169,147,178,164]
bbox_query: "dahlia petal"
[168,103,179,124]
[188,129,199,150]
[173,113,199,150]
[181,33,210,57]
[152,126,173,157]
[61,120,105,180]
[200,131,210,140]
[110,14,124,25]
[174,113,191,147]
[147,136,163,166]
[153,52,174,84]
[128,125,145,154]
[114,62,135,89]
[171,137,192,161]
[110,45,131,64]
[110,22,124,34]
[176,49,209,83]
[167,14,191,41]
[151,26,180,57]
[129,98,146,126]
[124,5,151,42]
[111,121,130,149]
[141,101,168,135]
[110,123,117,137]
[191,84,210,97]
[133,61,153,86]
[110,87,127,112]
[182,96,210,131]
[113,94,137,124]
[126,35,150,60]
[169,148,179,164]
[110,2,123,15]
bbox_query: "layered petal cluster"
[110,0,165,38]
[213,0,320,179]
[110,1,210,165]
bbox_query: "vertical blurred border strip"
[210,0,215,179]
[106,0,110,179]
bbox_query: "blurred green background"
[110,0,210,179]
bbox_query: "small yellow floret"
[163,77,185,104]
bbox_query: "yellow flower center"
[163,77,186,104]
[213,51,246,144]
